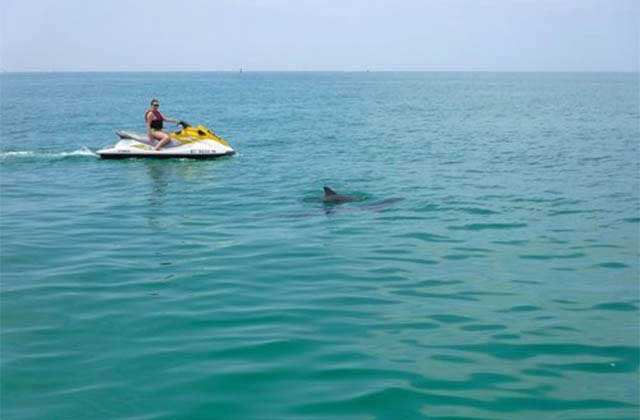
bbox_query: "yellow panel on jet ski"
[171,125,230,146]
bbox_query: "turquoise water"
[1,72,638,419]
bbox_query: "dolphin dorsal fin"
[323,186,337,196]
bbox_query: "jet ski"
[97,122,235,159]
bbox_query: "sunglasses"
[152,103,160,107]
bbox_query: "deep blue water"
[1,72,639,419]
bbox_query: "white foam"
[58,147,98,157]
[1,151,35,157]
[1,147,98,160]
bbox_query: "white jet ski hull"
[98,131,235,159]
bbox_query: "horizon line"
[2,69,638,74]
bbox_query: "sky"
[1,0,638,71]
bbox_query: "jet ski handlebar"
[174,121,190,134]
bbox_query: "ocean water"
[1,72,638,420]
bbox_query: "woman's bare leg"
[153,131,171,150]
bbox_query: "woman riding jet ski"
[97,99,235,159]
[146,98,181,150]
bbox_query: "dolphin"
[322,186,362,203]
[292,187,403,218]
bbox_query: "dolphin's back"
[322,186,360,203]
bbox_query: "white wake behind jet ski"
[97,122,235,159]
